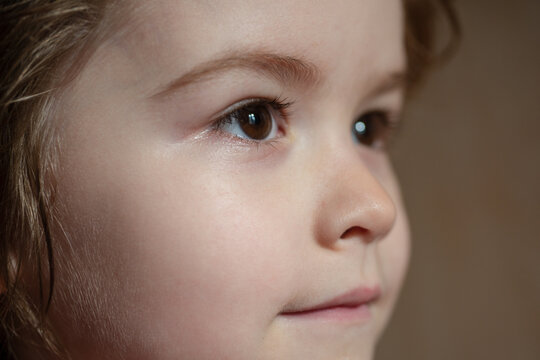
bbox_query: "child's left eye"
[351,110,399,149]
[212,98,291,142]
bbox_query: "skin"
[45,0,410,359]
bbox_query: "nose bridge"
[311,142,397,247]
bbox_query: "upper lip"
[281,285,381,315]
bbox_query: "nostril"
[340,226,371,242]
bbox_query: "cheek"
[361,161,411,329]
[381,201,411,291]
[378,161,411,288]
[376,188,411,332]
[54,151,300,357]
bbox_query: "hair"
[0,0,460,358]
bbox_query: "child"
[0,0,457,359]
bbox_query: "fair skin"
[44,0,410,359]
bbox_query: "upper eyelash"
[213,96,293,130]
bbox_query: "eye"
[351,110,395,148]
[214,98,291,142]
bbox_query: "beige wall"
[377,1,540,359]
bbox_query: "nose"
[312,146,397,248]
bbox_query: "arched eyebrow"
[149,50,322,99]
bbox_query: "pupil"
[238,105,272,140]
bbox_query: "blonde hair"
[0,0,459,358]
[0,1,109,357]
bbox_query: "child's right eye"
[212,97,292,143]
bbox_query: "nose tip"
[338,195,397,244]
[313,157,398,248]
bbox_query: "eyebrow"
[150,51,322,99]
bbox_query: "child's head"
[1,1,455,359]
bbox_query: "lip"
[280,285,381,322]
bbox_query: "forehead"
[107,0,404,95]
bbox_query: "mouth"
[280,285,381,323]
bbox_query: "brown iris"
[234,104,273,140]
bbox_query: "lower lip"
[281,303,372,323]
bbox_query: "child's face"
[51,0,409,358]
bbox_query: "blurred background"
[378,0,540,359]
